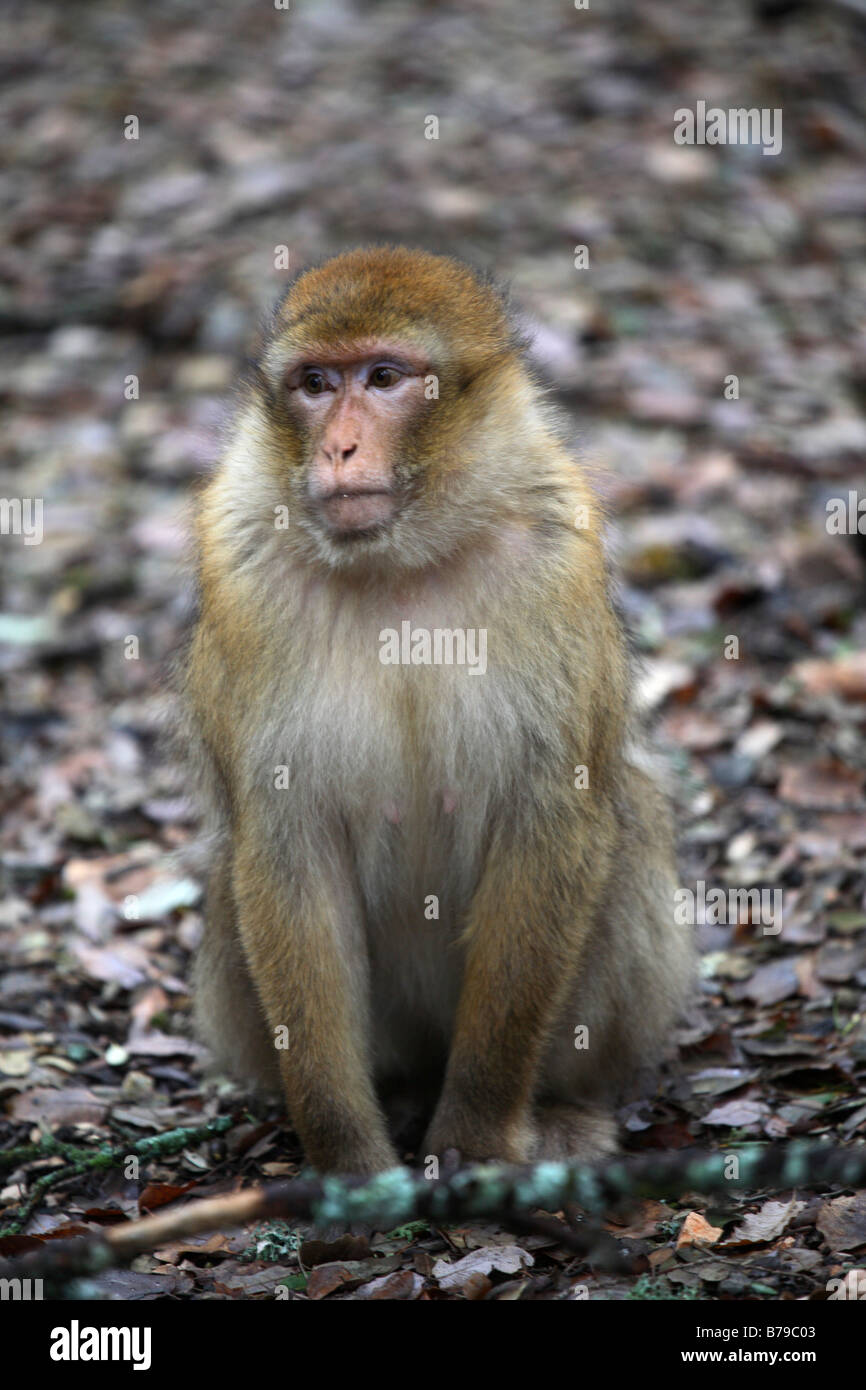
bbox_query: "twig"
[0,1139,863,1291]
[0,1116,234,1236]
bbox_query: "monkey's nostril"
[341,444,357,460]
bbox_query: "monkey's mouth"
[318,489,399,536]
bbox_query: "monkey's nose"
[322,442,358,464]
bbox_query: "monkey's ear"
[248,294,285,365]
[508,321,533,358]
[241,268,321,406]
[242,358,279,414]
[474,267,530,358]
[238,299,291,413]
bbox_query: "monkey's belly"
[350,808,474,1079]
[368,924,463,1079]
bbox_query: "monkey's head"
[247,245,537,572]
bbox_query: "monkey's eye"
[302,371,328,396]
[368,365,401,389]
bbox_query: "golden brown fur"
[183,246,692,1174]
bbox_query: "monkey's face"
[250,248,524,572]
[282,339,432,542]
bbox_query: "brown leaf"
[212,1267,288,1298]
[79,1209,129,1226]
[778,760,865,811]
[306,1256,402,1300]
[460,1272,494,1300]
[301,1233,369,1268]
[304,1263,356,1300]
[661,708,729,751]
[818,815,866,851]
[9,1085,107,1126]
[153,1233,236,1264]
[676,1211,722,1249]
[128,985,170,1039]
[606,1199,672,1239]
[794,652,866,702]
[0,1235,44,1256]
[139,1181,196,1214]
[815,940,866,983]
[739,958,799,1006]
[817,1195,866,1252]
[356,1270,424,1300]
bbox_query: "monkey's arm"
[231,832,398,1175]
[187,608,398,1175]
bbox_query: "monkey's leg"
[232,836,398,1175]
[193,844,281,1093]
[542,761,691,1109]
[423,820,608,1165]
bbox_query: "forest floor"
[0,0,864,1299]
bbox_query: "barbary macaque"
[184,246,692,1175]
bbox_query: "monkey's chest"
[346,676,502,912]
[293,659,522,906]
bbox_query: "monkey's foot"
[530,1103,617,1161]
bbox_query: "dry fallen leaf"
[702,1097,769,1127]
[735,720,784,760]
[778,760,865,811]
[138,1180,196,1214]
[301,1233,369,1268]
[356,1270,424,1300]
[432,1244,534,1292]
[212,1267,288,1298]
[306,1256,402,1300]
[0,1049,33,1077]
[636,659,696,711]
[677,1211,722,1249]
[741,958,799,1006]
[71,938,150,990]
[9,1086,107,1127]
[124,1032,200,1057]
[661,708,729,751]
[794,652,866,702]
[605,1199,673,1240]
[725,1198,804,1247]
[816,1195,866,1252]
